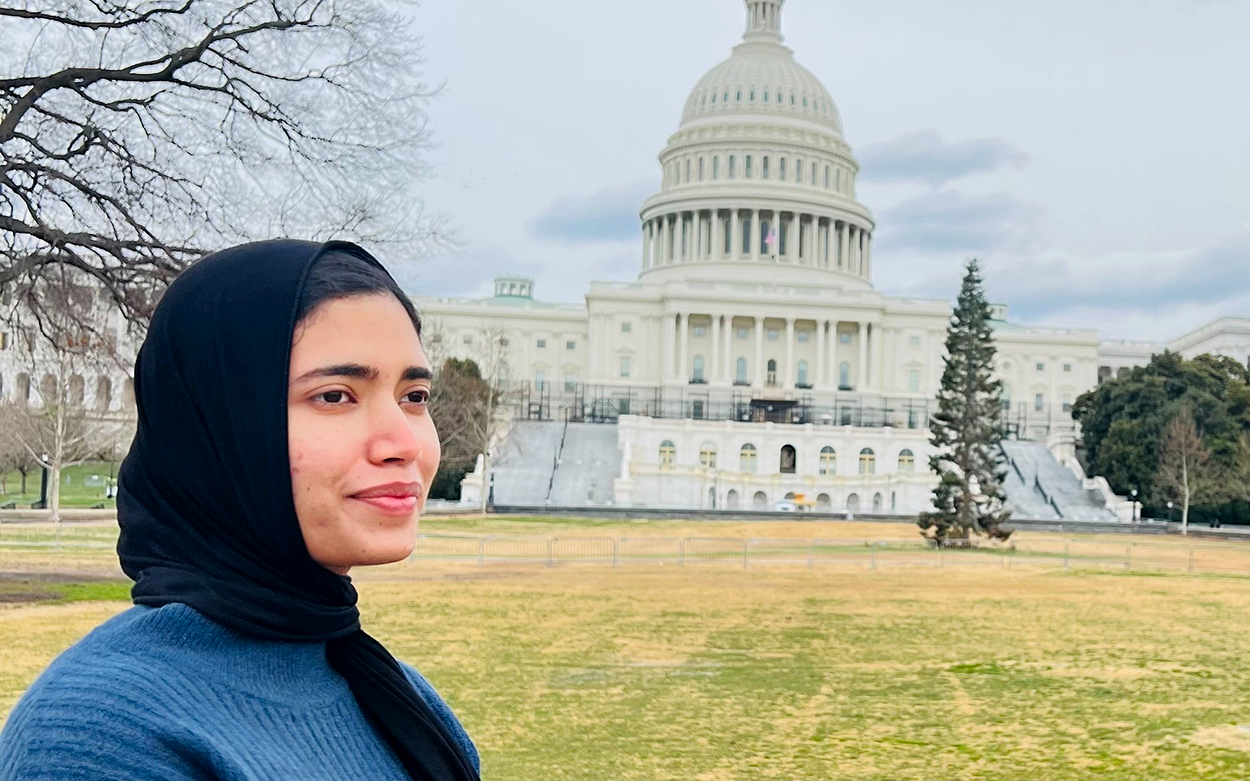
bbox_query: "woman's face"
[287,293,440,574]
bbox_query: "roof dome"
[681,1,844,135]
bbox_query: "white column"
[867,323,877,390]
[788,212,799,262]
[856,228,866,275]
[711,210,722,260]
[754,317,764,387]
[732,210,742,260]
[857,321,868,391]
[816,319,826,388]
[864,233,873,278]
[663,312,677,380]
[694,211,704,261]
[642,220,653,270]
[814,218,823,267]
[659,216,669,264]
[724,316,734,379]
[679,312,689,382]
[829,321,840,387]
[784,317,795,388]
[839,222,849,269]
[751,210,761,261]
[711,314,722,384]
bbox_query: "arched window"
[685,159,691,183]
[752,491,768,508]
[16,373,30,406]
[736,357,748,384]
[740,444,758,473]
[824,166,831,188]
[839,362,851,389]
[692,354,705,382]
[898,449,915,472]
[872,493,883,512]
[759,219,772,255]
[859,448,876,475]
[780,445,796,474]
[780,158,787,180]
[699,443,717,469]
[68,375,84,407]
[39,374,57,407]
[726,489,740,509]
[698,157,704,181]
[659,440,676,469]
[797,360,809,386]
[891,492,897,511]
[729,155,736,178]
[763,90,769,103]
[741,217,751,253]
[847,493,860,512]
[762,156,770,179]
[713,156,720,179]
[819,446,836,475]
[796,159,803,183]
[745,155,753,178]
[766,359,777,386]
[812,162,817,185]
[93,377,111,412]
[816,493,831,509]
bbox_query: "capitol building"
[0,0,1245,518]
[415,0,1249,516]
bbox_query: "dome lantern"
[744,0,786,45]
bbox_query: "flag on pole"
[765,228,777,248]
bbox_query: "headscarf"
[116,239,480,781]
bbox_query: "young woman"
[0,241,481,780]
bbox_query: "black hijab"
[116,239,480,781]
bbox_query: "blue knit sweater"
[0,603,479,780]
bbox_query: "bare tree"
[425,324,512,513]
[0,402,41,495]
[1155,407,1218,535]
[2,0,443,327]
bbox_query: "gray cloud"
[875,190,1041,254]
[532,181,653,243]
[859,130,1030,185]
[994,233,1250,321]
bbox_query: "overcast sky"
[388,0,1250,342]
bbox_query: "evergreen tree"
[920,259,1011,541]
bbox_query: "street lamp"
[1130,488,1138,522]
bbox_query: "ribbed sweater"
[0,603,479,780]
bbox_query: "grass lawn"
[0,461,120,509]
[2,524,1249,779]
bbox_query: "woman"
[0,240,481,780]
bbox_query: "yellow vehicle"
[791,493,818,512]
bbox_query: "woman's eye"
[315,390,352,405]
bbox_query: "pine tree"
[920,259,1011,541]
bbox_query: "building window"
[760,219,773,255]
[811,162,817,185]
[1034,393,1045,411]
[908,369,921,392]
[535,370,546,390]
[780,158,787,180]
[767,329,779,341]
[1062,394,1073,413]
[736,357,748,384]
[736,327,749,340]
[910,336,921,348]
[742,218,752,253]
[780,445,797,474]
[739,444,758,473]
[746,155,753,178]
[859,448,876,475]
[762,156,770,179]
[566,341,576,350]
[729,155,736,178]
[1036,362,1045,372]
[1063,364,1072,373]
[796,159,803,183]
[839,362,851,389]
[898,449,915,472]
[698,157,704,181]
[797,360,809,386]
[819,447,836,475]
[692,355,705,382]
[621,322,632,333]
[564,373,577,392]
[908,408,922,429]
[767,359,778,386]
[659,440,676,469]
[685,159,691,183]
[462,334,473,345]
[797,330,810,343]
[840,332,851,344]
[620,356,631,378]
[824,167,830,188]
[693,325,707,338]
[537,339,547,349]
[713,157,720,179]
[700,444,717,469]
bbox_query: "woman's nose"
[366,399,422,464]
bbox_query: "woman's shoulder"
[399,662,481,774]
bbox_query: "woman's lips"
[352,495,419,515]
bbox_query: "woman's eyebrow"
[293,364,433,383]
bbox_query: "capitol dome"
[681,18,844,135]
[637,0,875,290]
